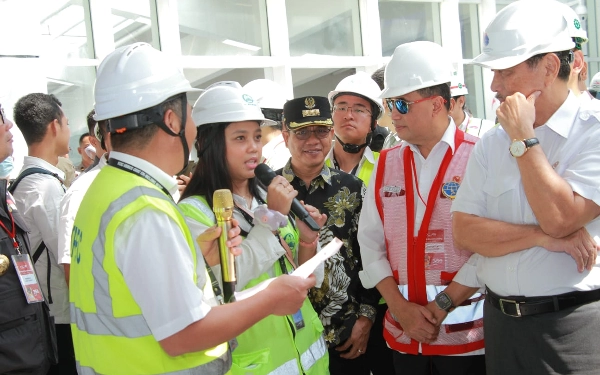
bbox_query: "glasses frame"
[286,127,332,141]
[332,104,372,117]
[386,95,443,115]
[0,105,4,124]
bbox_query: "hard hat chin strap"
[335,133,372,154]
[155,94,190,175]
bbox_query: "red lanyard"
[402,130,464,305]
[0,207,21,254]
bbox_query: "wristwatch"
[509,138,539,157]
[434,291,455,313]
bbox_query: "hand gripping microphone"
[254,164,321,232]
[213,189,236,303]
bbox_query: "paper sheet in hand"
[234,237,343,301]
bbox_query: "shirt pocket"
[482,177,522,220]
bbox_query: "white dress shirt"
[359,119,458,289]
[325,143,377,179]
[57,153,107,265]
[452,93,600,296]
[13,156,70,324]
[109,152,215,341]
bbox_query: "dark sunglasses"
[287,127,331,140]
[385,96,444,114]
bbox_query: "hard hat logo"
[242,94,255,104]
[483,33,489,47]
[574,19,580,30]
[305,97,316,109]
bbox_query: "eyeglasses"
[287,127,331,140]
[385,96,443,115]
[333,105,372,117]
[0,105,4,124]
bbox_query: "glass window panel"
[178,0,270,57]
[379,1,440,56]
[183,68,265,103]
[40,0,94,59]
[286,0,362,57]
[459,3,482,118]
[46,66,96,163]
[111,0,159,49]
[292,68,355,98]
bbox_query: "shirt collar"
[109,151,179,196]
[401,117,457,157]
[23,156,66,180]
[282,159,333,186]
[543,91,579,139]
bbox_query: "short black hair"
[79,132,90,145]
[110,95,183,152]
[371,66,386,90]
[86,109,96,135]
[525,50,571,81]
[13,93,63,145]
[417,83,451,111]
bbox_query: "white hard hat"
[551,1,588,46]
[469,0,575,70]
[93,43,202,121]
[243,79,287,110]
[328,72,384,120]
[380,41,453,99]
[450,81,468,97]
[589,72,600,92]
[192,85,277,127]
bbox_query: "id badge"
[12,254,44,303]
[292,309,305,330]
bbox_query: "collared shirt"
[107,151,214,341]
[278,161,379,347]
[452,93,600,296]
[12,156,70,323]
[325,143,376,179]
[58,154,108,265]
[382,131,401,149]
[261,133,291,171]
[457,111,497,138]
[358,120,458,289]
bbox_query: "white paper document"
[234,237,343,301]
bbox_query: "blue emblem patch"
[441,181,460,200]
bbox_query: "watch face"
[435,292,453,311]
[510,141,526,157]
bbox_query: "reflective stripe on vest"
[325,151,378,187]
[70,167,229,374]
[300,336,328,371]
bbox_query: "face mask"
[84,144,96,159]
[0,156,14,179]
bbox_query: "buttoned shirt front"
[452,93,600,296]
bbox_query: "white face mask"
[0,156,14,179]
[84,144,96,159]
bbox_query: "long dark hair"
[180,121,262,208]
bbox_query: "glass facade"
[3,0,597,165]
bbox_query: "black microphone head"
[254,163,277,186]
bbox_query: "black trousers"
[46,324,77,375]
[393,352,486,375]
[329,304,395,375]
[484,296,600,375]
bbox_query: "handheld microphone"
[254,164,321,232]
[213,189,236,303]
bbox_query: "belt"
[486,287,600,318]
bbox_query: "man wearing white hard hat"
[325,72,395,374]
[449,78,496,137]
[243,79,292,170]
[69,43,317,375]
[446,1,600,374]
[587,71,600,100]
[357,41,486,375]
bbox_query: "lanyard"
[403,130,465,306]
[332,154,359,176]
[204,260,225,304]
[0,205,21,254]
[108,158,173,200]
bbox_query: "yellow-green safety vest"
[325,151,379,186]
[179,196,329,375]
[70,166,230,375]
